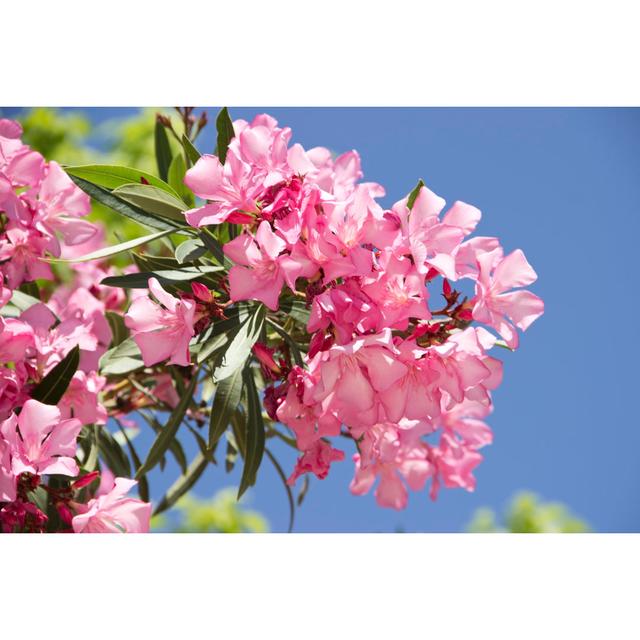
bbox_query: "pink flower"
[0,317,34,364]
[224,221,315,310]
[58,371,108,425]
[0,437,16,502]
[0,399,82,478]
[72,477,151,533]
[0,225,53,288]
[125,277,196,366]
[287,439,345,486]
[472,248,545,348]
[32,161,95,255]
[349,423,433,510]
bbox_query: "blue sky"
[9,107,640,532]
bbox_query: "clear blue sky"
[9,107,640,532]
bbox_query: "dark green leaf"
[175,238,207,264]
[213,304,265,381]
[225,434,238,473]
[279,298,311,325]
[19,281,39,298]
[106,311,128,347]
[167,153,195,207]
[31,345,79,405]
[69,175,180,232]
[181,134,201,166]
[153,451,209,516]
[237,366,266,499]
[297,475,310,507]
[407,178,425,210]
[195,331,229,364]
[215,107,235,164]
[154,118,173,181]
[64,164,182,199]
[112,184,187,222]
[101,265,223,289]
[265,448,295,532]
[208,366,244,449]
[116,420,149,502]
[97,428,132,478]
[267,318,305,367]
[135,373,198,479]
[139,412,188,474]
[199,229,227,265]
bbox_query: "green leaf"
[208,366,244,449]
[225,436,238,473]
[99,338,144,376]
[6,290,40,313]
[64,164,182,199]
[139,412,188,474]
[265,448,295,532]
[112,184,187,222]
[167,153,195,207]
[116,421,149,502]
[105,311,128,347]
[153,452,209,516]
[97,428,132,478]
[48,228,176,263]
[213,304,265,382]
[237,366,266,499]
[175,238,207,264]
[31,345,79,405]
[266,318,305,367]
[297,475,310,507]
[199,229,227,265]
[215,107,235,164]
[181,134,201,166]
[195,331,229,364]
[154,118,173,181]
[101,265,223,289]
[19,281,39,298]
[135,373,198,479]
[69,175,181,232]
[407,178,425,210]
[279,298,311,325]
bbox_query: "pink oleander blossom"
[472,248,545,348]
[58,370,108,425]
[72,477,151,533]
[125,277,196,366]
[0,399,82,478]
[287,439,345,485]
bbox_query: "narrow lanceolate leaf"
[199,229,227,265]
[168,153,195,207]
[116,421,149,502]
[97,428,132,478]
[64,164,182,199]
[31,345,80,405]
[135,373,198,479]
[407,178,425,210]
[153,452,209,516]
[48,228,176,263]
[99,338,144,376]
[213,304,266,382]
[69,175,180,232]
[175,238,207,264]
[181,133,202,166]
[139,412,188,474]
[105,311,128,347]
[265,448,295,533]
[215,107,235,164]
[154,119,173,181]
[237,367,266,499]
[8,290,40,312]
[279,298,311,326]
[267,318,305,367]
[112,184,188,223]
[101,265,223,289]
[208,366,244,449]
[195,331,228,365]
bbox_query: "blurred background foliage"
[466,492,591,533]
[151,488,269,533]
[4,108,593,534]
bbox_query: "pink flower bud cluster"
[179,113,545,510]
[0,119,150,532]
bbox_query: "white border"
[3,534,639,638]
[4,0,640,105]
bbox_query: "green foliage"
[151,488,269,533]
[466,492,591,533]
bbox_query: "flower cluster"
[0,119,151,532]
[155,113,544,510]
